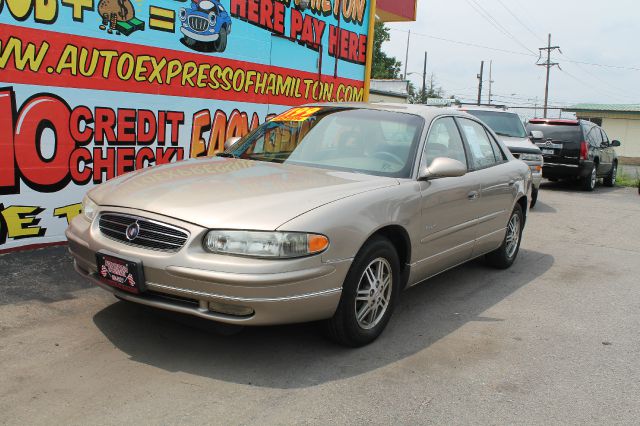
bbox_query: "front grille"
[99,213,189,252]
[188,15,209,32]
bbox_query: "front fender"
[277,181,422,263]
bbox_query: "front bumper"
[180,26,219,42]
[66,207,349,325]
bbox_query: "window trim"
[417,115,470,173]
[454,116,507,171]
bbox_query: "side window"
[458,118,498,169]
[587,127,601,147]
[423,117,467,168]
[599,128,609,144]
[485,129,507,162]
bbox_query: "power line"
[387,28,537,58]
[465,0,538,55]
[496,0,545,44]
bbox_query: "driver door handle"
[467,190,479,200]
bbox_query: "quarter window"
[423,117,467,168]
[458,118,498,169]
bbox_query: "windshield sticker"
[271,107,323,122]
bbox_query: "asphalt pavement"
[1,182,639,425]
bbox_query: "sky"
[383,0,640,109]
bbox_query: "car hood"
[500,135,541,154]
[89,157,399,230]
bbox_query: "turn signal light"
[580,141,589,160]
[308,235,329,254]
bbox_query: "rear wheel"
[581,164,597,191]
[603,162,617,187]
[214,27,228,52]
[325,236,400,347]
[486,203,523,269]
[530,187,539,208]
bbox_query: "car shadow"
[92,249,554,389]
[531,200,557,213]
[0,246,92,306]
[540,179,624,194]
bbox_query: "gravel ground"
[1,182,639,425]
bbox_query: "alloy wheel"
[354,257,392,330]
[505,214,521,259]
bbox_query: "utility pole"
[537,34,560,118]
[477,61,484,105]
[403,30,410,79]
[488,60,494,105]
[421,51,427,103]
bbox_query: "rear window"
[526,123,583,143]
[465,110,527,138]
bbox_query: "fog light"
[208,301,254,317]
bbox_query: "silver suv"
[458,106,543,207]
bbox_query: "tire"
[214,27,228,53]
[581,164,597,191]
[530,187,538,208]
[486,203,524,269]
[603,162,617,187]
[325,236,400,347]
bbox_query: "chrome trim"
[98,212,190,252]
[544,163,579,168]
[165,264,336,285]
[148,282,342,303]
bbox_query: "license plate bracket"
[96,251,146,294]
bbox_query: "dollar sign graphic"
[117,0,127,20]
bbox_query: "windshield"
[466,110,527,138]
[227,107,425,178]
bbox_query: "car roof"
[528,118,581,126]
[304,102,470,121]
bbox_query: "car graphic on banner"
[180,0,232,52]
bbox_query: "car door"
[455,117,516,257]
[598,128,614,174]
[586,126,605,175]
[411,116,480,282]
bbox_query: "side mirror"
[224,136,242,150]
[419,157,467,180]
[611,140,621,147]
[530,130,544,140]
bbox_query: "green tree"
[370,21,402,79]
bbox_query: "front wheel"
[530,187,539,208]
[603,162,617,187]
[325,236,400,347]
[581,165,597,191]
[486,203,523,269]
[214,27,228,52]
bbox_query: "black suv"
[526,119,621,191]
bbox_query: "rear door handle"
[467,190,479,200]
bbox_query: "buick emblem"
[545,141,553,147]
[125,222,140,241]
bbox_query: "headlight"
[204,230,329,258]
[208,11,217,27]
[82,195,98,221]
[179,8,187,22]
[520,153,543,162]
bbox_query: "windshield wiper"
[216,152,237,158]
[494,131,516,137]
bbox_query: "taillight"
[580,141,589,160]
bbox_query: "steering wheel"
[372,151,404,165]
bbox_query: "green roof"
[564,103,640,113]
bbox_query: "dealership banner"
[0,0,373,252]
